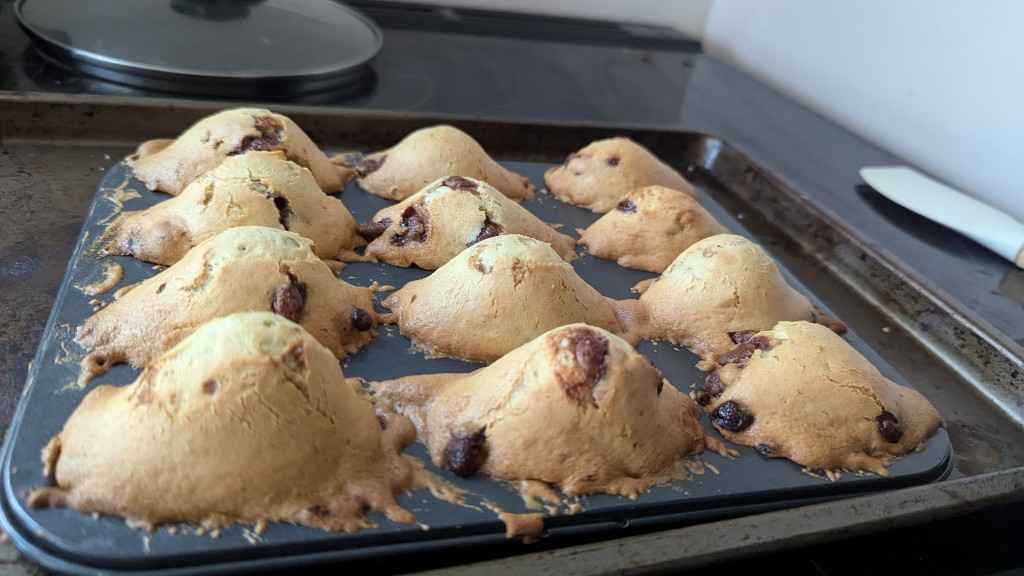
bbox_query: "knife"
[860,166,1024,269]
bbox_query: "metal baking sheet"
[0,151,951,573]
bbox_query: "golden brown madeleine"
[32,312,418,532]
[381,235,640,363]
[639,234,844,361]
[545,137,691,213]
[578,185,726,272]
[108,151,362,265]
[339,125,535,201]
[372,323,705,497]
[78,227,376,381]
[131,108,344,195]
[696,321,941,477]
[359,176,574,269]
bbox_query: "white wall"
[702,1,1024,220]
[382,0,713,40]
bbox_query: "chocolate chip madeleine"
[371,323,706,497]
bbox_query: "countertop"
[1,1,1023,574]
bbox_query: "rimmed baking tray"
[0,104,952,573]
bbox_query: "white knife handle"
[860,166,1024,269]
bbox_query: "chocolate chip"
[694,391,712,406]
[235,116,284,153]
[616,199,637,213]
[606,155,621,166]
[716,336,775,366]
[442,176,478,190]
[356,218,391,242]
[307,504,330,517]
[468,218,503,246]
[876,411,903,443]
[696,370,724,406]
[556,328,609,406]
[282,343,306,371]
[443,428,488,477]
[350,307,373,331]
[356,155,386,177]
[201,379,218,395]
[390,206,428,246]
[656,378,664,396]
[755,443,774,457]
[705,371,725,395]
[711,400,753,432]
[273,196,292,230]
[377,415,388,430]
[271,275,307,323]
[728,331,756,345]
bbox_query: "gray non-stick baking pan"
[0,149,951,574]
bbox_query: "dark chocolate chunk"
[705,370,725,396]
[443,428,488,477]
[442,176,478,191]
[606,155,621,166]
[282,343,306,371]
[390,206,428,246]
[694,391,712,406]
[201,379,218,395]
[468,218,503,246]
[235,116,284,153]
[696,370,724,406]
[711,400,754,432]
[356,218,391,242]
[307,504,330,517]
[556,328,609,406]
[350,307,373,331]
[876,410,903,443]
[273,195,292,230]
[616,199,637,213]
[716,336,775,366]
[575,331,608,380]
[271,275,307,323]
[728,330,756,345]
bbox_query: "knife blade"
[860,166,1024,269]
